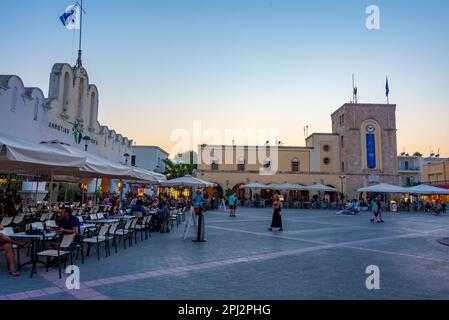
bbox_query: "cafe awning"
[160,175,216,188]
[357,183,408,193]
[406,184,449,195]
[0,133,86,175]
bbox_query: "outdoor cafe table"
[80,223,96,235]
[10,232,57,278]
[109,215,137,221]
[90,219,120,224]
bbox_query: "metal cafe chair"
[37,233,76,279]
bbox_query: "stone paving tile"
[94,246,449,300]
[2,208,449,300]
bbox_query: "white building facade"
[0,64,133,161]
[0,63,134,197]
[133,146,169,173]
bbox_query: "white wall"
[0,65,133,164]
[133,147,168,172]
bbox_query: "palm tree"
[163,151,197,179]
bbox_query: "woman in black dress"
[268,195,283,231]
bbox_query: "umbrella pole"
[119,179,124,211]
[94,178,99,205]
[64,184,68,203]
[34,172,39,206]
[6,173,11,196]
[49,170,54,208]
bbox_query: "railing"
[398,166,420,171]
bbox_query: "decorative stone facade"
[0,64,133,163]
[196,103,399,200]
[331,103,399,198]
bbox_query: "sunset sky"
[1,0,448,157]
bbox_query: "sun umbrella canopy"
[41,141,133,179]
[240,183,268,189]
[406,184,449,195]
[160,175,216,187]
[267,183,306,190]
[0,133,86,175]
[357,183,408,193]
[306,183,339,192]
[128,166,166,184]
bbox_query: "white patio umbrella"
[406,184,449,195]
[240,183,268,189]
[306,183,339,192]
[160,175,217,188]
[357,183,408,194]
[41,141,133,179]
[270,183,308,190]
[129,166,166,184]
[0,133,86,175]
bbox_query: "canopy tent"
[406,184,449,195]
[160,175,217,188]
[305,183,339,192]
[0,133,86,175]
[357,183,408,194]
[240,183,268,190]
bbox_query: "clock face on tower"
[366,125,375,133]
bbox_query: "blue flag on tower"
[60,4,80,29]
[385,77,390,97]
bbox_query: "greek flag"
[60,4,79,29]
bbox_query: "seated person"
[153,201,169,231]
[131,200,148,216]
[56,206,80,235]
[0,225,29,277]
[2,199,17,218]
[336,200,360,215]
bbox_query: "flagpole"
[352,74,355,103]
[76,0,83,68]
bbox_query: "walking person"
[268,195,283,232]
[370,195,384,223]
[228,192,237,217]
[192,190,206,242]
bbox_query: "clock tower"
[331,103,399,199]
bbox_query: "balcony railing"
[398,166,420,171]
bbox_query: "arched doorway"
[261,188,274,206]
[232,183,246,201]
[205,184,224,210]
[205,184,224,198]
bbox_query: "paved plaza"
[1,208,449,300]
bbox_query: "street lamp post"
[339,175,346,201]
